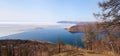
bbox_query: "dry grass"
[52,47,119,56]
[102,51,120,56]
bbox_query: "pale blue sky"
[0,0,104,22]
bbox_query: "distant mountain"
[57,21,95,25]
[57,21,79,24]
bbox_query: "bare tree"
[94,0,120,31]
[93,0,120,54]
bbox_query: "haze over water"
[0,22,75,37]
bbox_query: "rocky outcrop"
[66,22,96,33]
[66,25,87,33]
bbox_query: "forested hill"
[0,39,56,56]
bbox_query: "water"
[0,28,85,47]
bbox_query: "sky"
[0,0,104,22]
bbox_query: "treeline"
[68,18,120,55]
[0,39,56,56]
[68,0,120,55]
[83,23,120,54]
[0,39,77,56]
